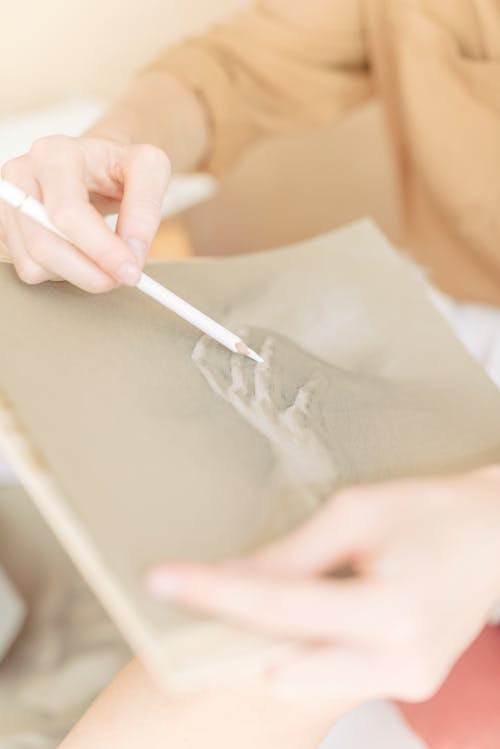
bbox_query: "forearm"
[85,71,211,173]
[88,1,371,176]
[57,657,351,749]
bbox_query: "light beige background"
[3,0,246,115]
[3,1,401,252]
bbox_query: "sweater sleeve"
[135,0,373,174]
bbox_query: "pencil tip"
[247,348,265,364]
[235,340,264,364]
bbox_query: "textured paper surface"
[0,565,25,662]
[0,220,499,690]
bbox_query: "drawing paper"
[0,220,499,690]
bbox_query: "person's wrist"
[86,74,211,172]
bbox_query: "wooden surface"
[150,220,194,260]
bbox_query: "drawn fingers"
[283,369,327,432]
[254,338,276,413]
[228,353,250,401]
[191,335,233,401]
[193,331,284,436]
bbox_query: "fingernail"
[126,238,149,264]
[116,262,141,285]
[146,569,184,598]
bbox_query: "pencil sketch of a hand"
[192,325,447,504]
[192,330,339,506]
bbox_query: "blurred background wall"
[2,0,247,114]
[3,0,401,255]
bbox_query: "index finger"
[115,144,171,264]
[39,158,141,285]
[147,564,384,641]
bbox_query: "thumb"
[116,144,171,265]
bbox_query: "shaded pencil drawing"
[193,325,470,508]
[1,220,500,690]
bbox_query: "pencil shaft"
[0,179,245,356]
[136,273,240,351]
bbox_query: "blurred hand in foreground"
[148,467,500,702]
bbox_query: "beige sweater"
[134,0,500,304]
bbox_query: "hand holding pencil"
[0,134,169,292]
[0,136,262,361]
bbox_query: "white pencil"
[0,179,263,364]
